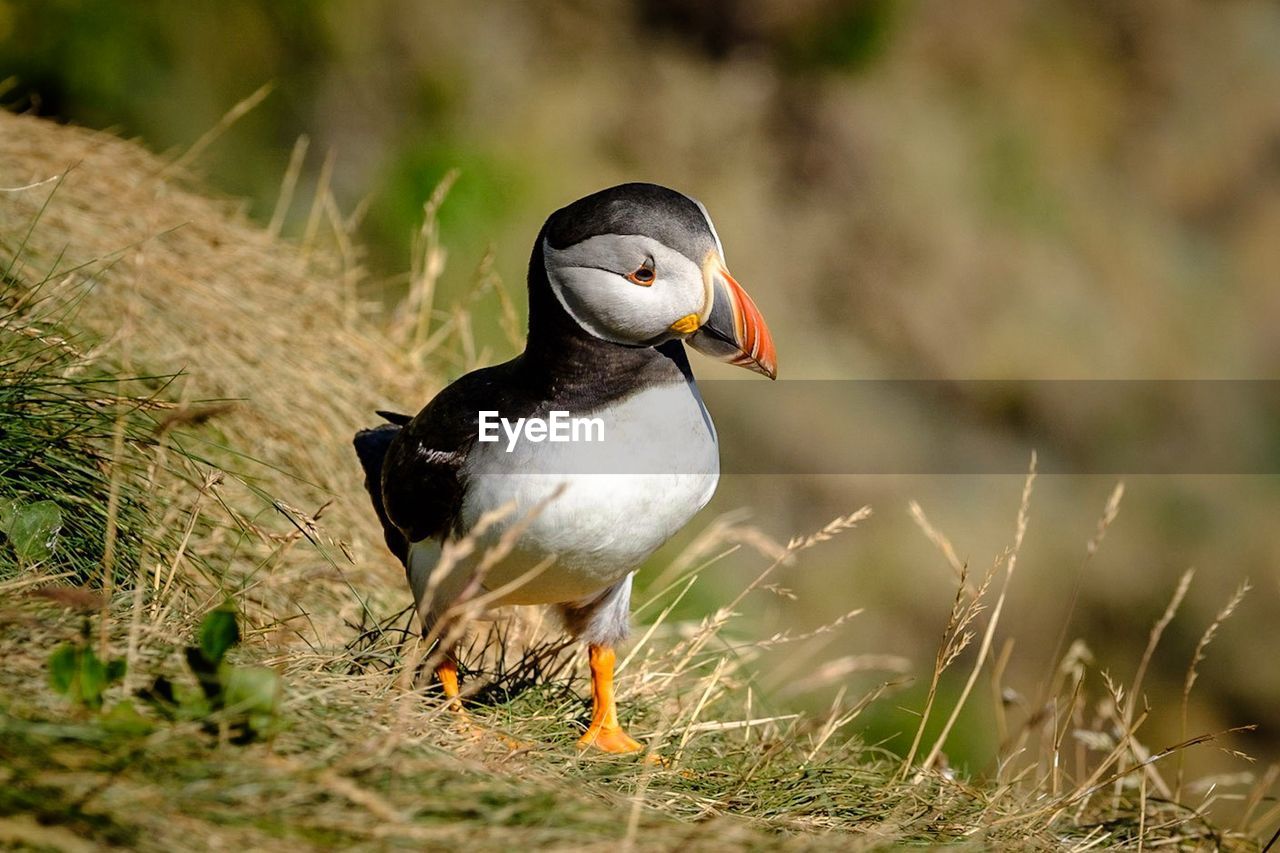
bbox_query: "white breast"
[442,380,719,607]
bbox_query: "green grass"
[0,491,1264,850]
[0,586,1258,851]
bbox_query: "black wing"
[353,413,412,565]
[377,361,539,550]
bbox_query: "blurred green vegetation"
[4,0,1279,792]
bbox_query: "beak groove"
[687,265,777,379]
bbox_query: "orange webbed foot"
[577,644,652,756]
[578,724,643,754]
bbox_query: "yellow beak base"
[669,313,700,335]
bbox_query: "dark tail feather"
[375,409,413,426]
[353,421,409,566]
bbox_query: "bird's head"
[538,183,777,379]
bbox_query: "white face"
[543,234,713,346]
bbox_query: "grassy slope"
[0,112,1266,851]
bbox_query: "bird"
[353,182,776,753]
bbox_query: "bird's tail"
[352,411,412,566]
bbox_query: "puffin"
[354,183,776,753]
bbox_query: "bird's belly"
[458,382,719,605]
[474,471,717,604]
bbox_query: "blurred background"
[4,0,1278,783]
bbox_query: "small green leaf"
[49,643,102,708]
[9,500,63,563]
[0,497,18,534]
[47,640,125,710]
[77,651,108,709]
[221,664,280,714]
[221,664,281,739]
[48,643,79,695]
[198,603,240,665]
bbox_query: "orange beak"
[686,262,777,379]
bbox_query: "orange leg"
[436,652,528,750]
[436,653,463,712]
[577,644,642,753]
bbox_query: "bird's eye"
[625,265,656,286]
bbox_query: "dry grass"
[0,112,1273,850]
[0,109,429,640]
